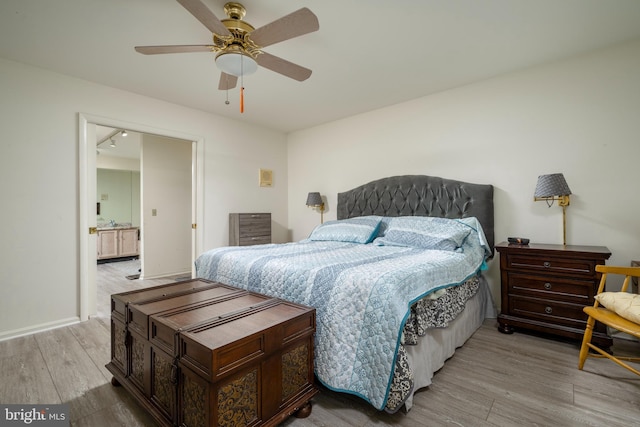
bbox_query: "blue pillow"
[373,216,471,251]
[308,216,382,243]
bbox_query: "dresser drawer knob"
[543,261,551,268]
[544,282,552,290]
[545,306,553,314]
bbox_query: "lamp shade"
[306,192,323,206]
[534,173,572,198]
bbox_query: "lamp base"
[534,195,570,246]
[562,204,567,246]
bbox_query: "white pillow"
[595,292,640,324]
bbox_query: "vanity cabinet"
[98,228,139,259]
[119,228,139,257]
[97,229,119,259]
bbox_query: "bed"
[195,175,496,413]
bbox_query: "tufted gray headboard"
[337,175,495,255]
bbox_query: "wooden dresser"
[496,242,612,347]
[106,278,317,427]
[229,213,271,246]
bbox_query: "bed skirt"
[403,275,496,411]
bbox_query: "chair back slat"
[579,264,640,376]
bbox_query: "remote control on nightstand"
[507,237,529,245]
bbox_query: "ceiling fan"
[135,0,319,95]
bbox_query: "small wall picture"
[259,168,273,187]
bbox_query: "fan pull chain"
[240,57,245,113]
[223,73,230,105]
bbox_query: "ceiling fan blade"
[176,0,230,36]
[135,45,213,55]
[250,8,319,48]
[218,73,238,90]
[256,52,312,82]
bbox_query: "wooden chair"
[578,265,640,375]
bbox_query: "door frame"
[78,113,204,320]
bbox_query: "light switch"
[152,209,157,216]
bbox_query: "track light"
[97,128,127,147]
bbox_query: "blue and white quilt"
[195,216,490,410]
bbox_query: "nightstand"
[496,242,612,347]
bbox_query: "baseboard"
[140,270,192,281]
[610,329,640,342]
[0,317,81,342]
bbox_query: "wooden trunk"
[106,279,317,427]
[108,279,227,381]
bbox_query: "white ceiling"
[2,0,640,133]
[96,125,141,159]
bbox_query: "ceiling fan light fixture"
[215,51,257,77]
[135,1,319,89]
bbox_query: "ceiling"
[96,125,141,159]
[2,0,640,133]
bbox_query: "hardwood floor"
[1,260,639,426]
[95,259,191,318]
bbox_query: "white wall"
[96,169,140,226]
[2,39,639,340]
[0,58,288,340]
[287,39,640,305]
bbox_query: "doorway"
[79,113,204,320]
[95,126,141,280]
